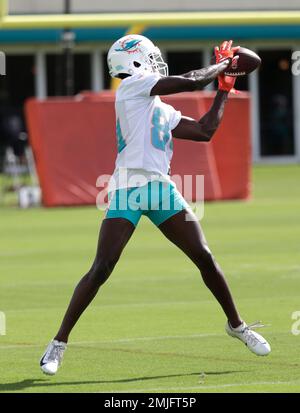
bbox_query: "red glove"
[214,40,239,63]
[214,40,240,93]
[218,74,237,93]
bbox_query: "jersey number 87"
[151,107,172,152]
[116,107,172,154]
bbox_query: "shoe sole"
[40,365,56,375]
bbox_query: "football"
[212,47,261,76]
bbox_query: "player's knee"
[89,256,119,285]
[195,244,215,268]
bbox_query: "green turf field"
[0,164,300,393]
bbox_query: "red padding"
[25,91,251,207]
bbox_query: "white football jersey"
[110,72,181,190]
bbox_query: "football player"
[40,36,270,375]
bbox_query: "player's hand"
[214,40,240,64]
[218,74,237,93]
[215,41,240,93]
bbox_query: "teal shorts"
[105,181,190,227]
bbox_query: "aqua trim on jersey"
[116,118,126,153]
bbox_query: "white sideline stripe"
[72,333,219,346]
[100,380,300,393]
[4,293,284,313]
[0,333,219,349]
[4,300,213,313]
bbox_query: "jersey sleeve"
[118,73,161,100]
[164,103,182,130]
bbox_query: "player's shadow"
[0,370,246,391]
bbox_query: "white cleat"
[40,339,67,375]
[226,321,271,356]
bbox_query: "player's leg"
[157,208,270,356]
[158,209,242,327]
[40,217,136,375]
[54,218,135,343]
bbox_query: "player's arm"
[150,40,239,96]
[169,41,239,142]
[172,90,229,142]
[150,60,231,96]
[172,74,236,142]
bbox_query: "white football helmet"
[107,34,168,78]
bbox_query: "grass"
[0,164,300,393]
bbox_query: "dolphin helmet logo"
[115,38,142,53]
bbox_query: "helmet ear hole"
[133,61,141,68]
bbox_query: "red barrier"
[25,91,251,207]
